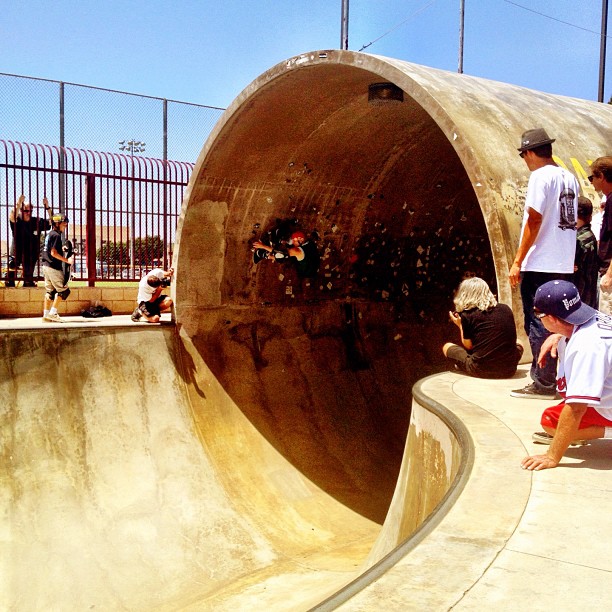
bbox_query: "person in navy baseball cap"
[534,280,597,326]
[521,279,612,472]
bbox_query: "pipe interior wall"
[173,49,612,596]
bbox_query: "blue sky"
[1,0,609,109]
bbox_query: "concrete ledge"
[315,373,479,610]
[334,372,531,610]
[321,368,612,610]
[0,286,138,317]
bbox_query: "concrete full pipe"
[171,50,611,603]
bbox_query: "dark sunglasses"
[588,174,595,183]
[519,151,527,159]
[22,208,32,212]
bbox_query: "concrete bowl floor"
[1,316,611,610]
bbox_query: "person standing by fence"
[41,214,74,323]
[508,128,579,400]
[6,194,52,287]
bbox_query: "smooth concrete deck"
[2,316,611,610]
[337,371,612,610]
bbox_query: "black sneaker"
[510,382,556,399]
[131,308,142,322]
[253,248,271,264]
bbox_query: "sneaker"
[131,308,142,322]
[532,431,588,446]
[510,382,557,399]
[253,248,270,264]
[43,312,64,323]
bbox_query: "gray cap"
[518,128,555,152]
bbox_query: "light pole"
[118,139,146,276]
[458,0,465,74]
[599,0,608,103]
[340,0,349,50]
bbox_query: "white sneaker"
[532,431,587,446]
[43,312,64,323]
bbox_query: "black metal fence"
[1,140,195,283]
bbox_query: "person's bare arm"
[520,402,586,470]
[449,311,473,350]
[287,245,304,261]
[9,195,25,223]
[50,247,74,264]
[601,254,612,291]
[537,333,562,367]
[43,197,53,222]
[509,208,542,288]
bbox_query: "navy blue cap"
[534,280,597,325]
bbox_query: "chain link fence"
[0,72,225,285]
[0,72,224,161]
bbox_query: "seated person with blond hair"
[443,276,523,379]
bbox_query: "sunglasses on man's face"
[519,151,526,158]
[534,311,548,320]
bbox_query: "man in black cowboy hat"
[509,127,580,399]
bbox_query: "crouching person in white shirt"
[131,267,174,323]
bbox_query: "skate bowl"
[2,322,481,610]
[3,50,612,609]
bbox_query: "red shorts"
[541,401,612,430]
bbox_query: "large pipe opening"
[174,49,611,591]
[177,56,496,524]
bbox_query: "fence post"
[59,82,66,213]
[163,99,169,269]
[85,174,97,286]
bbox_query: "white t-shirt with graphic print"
[520,164,579,273]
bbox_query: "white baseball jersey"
[520,165,579,273]
[557,313,612,419]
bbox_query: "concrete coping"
[327,367,612,609]
[314,373,477,610]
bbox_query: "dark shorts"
[138,295,168,317]
[445,344,522,379]
[446,344,473,373]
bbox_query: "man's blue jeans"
[520,271,573,392]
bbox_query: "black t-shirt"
[42,229,64,271]
[460,304,519,376]
[292,240,320,278]
[10,216,51,258]
[598,202,612,274]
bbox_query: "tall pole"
[458,0,465,74]
[598,0,608,102]
[59,82,66,213]
[163,100,169,268]
[341,0,349,50]
[118,140,145,276]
